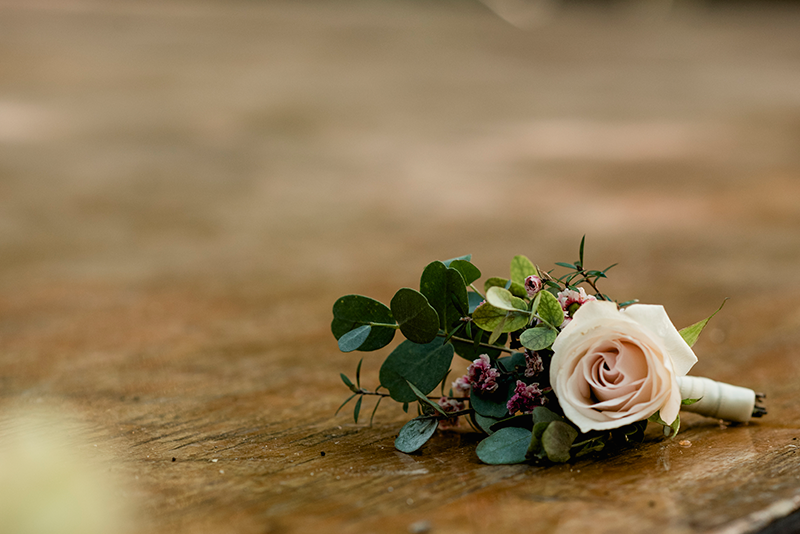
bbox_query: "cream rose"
[550,300,697,433]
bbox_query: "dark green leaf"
[395,417,439,453]
[356,358,363,388]
[332,295,396,351]
[470,389,510,419]
[337,325,372,352]
[484,277,527,299]
[489,413,534,432]
[532,406,564,425]
[353,396,363,423]
[472,413,499,435]
[527,421,550,460]
[340,373,355,391]
[542,421,578,463]
[618,299,639,308]
[406,380,447,415]
[510,255,538,286]
[419,262,469,331]
[335,393,357,416]
[679,298,728,348]
[448,259,481,285]
[497,351,527,373]
[391,288,440,344]
[681,397,701,405]
[379,339,455,403]
[519,326,557,351]
[451,329,506,362]
[536,290,564,328]
[555,262,577,269]
[579,235,586,268]
[369,396,383,426]
[442,254,472,267]
[476,427,532,465]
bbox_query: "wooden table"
[1,1,800,533]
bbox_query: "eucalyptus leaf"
[484,277,527,299]
[519,325,557,351]
[442,254,471,267]
[451,328,506,362]
[679,298,728,348]
[395,417,439,453]
[332,295,396,351]
[536,290,564,328]
[485,286,529,313]
[532,406,564,425]
[448,259,481,285]
[470,388,510,419]
[390,288,440,344]
[379,339,455,403]
[467,291,484,314]
[527,421,550,460]
[473,413,499,435]
[510,255,538,286]
[542,421,578,463]
[420,262,469,331]
[472,302,529,333]
[476,427,532,465]
[406,380,447,415]
[337,325,372,352]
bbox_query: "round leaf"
[542,421,579,463]
[476,427,532,465]
[510,255,538,286]
[484,277,527,299]
[472,302,529,333]
[391,288,440,344]
[536,290,564,328]
[486,286,528,312]
[332,295,396,351]
[448,259,481,285]
[379,339,454,403]
[395,417,439,453]
[519,326,557,351]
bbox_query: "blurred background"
[1,0,800,532]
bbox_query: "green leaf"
[356,358,363,388]
[390,288,440,344]
[332,295,396,351]
[419,262,469,331]
[681,397,701,405]
[467,291,484,314]
[340,373,356,391]
[406,380,447,416]
[488,316,507,345]
[489,413,533,433]
[648,410,680,437]
[451,328,506,362]
[519,326,557,351]
[485,286,529,313]
[442,254,471,267]
[578,235,586,268]
[542,421,578,463]
[472,302,529,333]
[536,290,564,328]
[527,421,550,460]
[555,262,577,269]
[484,277,527,299]
[335,393,357,416]
[448,259,481,285]
[476,427,532,465]
[679,298,728,348]
[470,389,510,419]
[497,351,527,373]
[472,413,499,435]
[353,396,363,423]
[532,406,564,425]
[379,339,455,403]
[510,255,538,286]
[337,325,372,352]
[395,417,439,453]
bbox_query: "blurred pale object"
[0,410,130,534]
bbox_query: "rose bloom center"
[580,339,650,405]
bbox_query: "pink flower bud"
[524,275,543,298]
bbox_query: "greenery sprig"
[330,238,725,465]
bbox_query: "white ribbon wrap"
[677,376,756,423]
